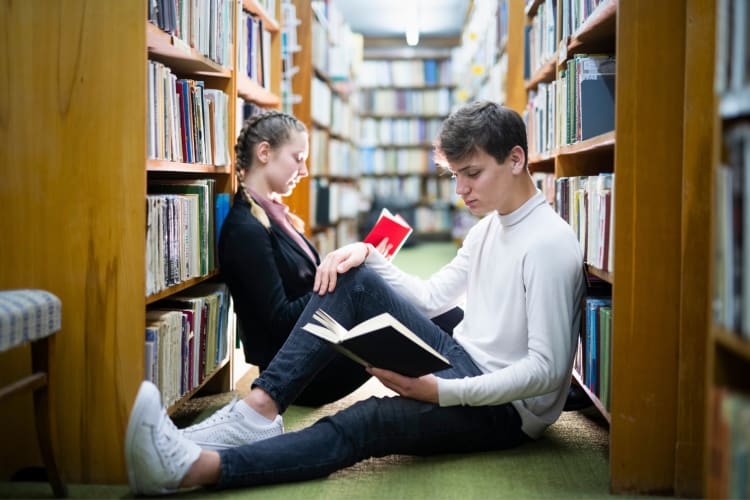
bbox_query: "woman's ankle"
[245,388,279,420]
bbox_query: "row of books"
[147,61,231,166]
[707,387,750,499]
[311,77,332,127]
[359,118,443,147]
[716,0,750,98]
[451,0,509,102]
[573,295,613,410]
[146,283,232,407]
[414,204,454,236]
[280,1,302,113]
[525,54,615,156]
[358,147,436,176]
[359,88,453,116]
[238,11,272,89]
[145,180,231,297]
[714,123,750,339]
[310,219,359,258]
[358,59,453,88]
[308,129,360,179]
[559,0,612,45]
[310,1,361,81]
[330,94,357,142]
[358,176,456,208]
[309,179,361,228]
[524,0,557,79]
[554,174,615,273]
[147,0,234,67]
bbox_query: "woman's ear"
[256,141,271,165]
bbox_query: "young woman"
[125,101,585,495]
[217,110,369,406]
[219,110,462,408]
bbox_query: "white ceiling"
[332,0,471,40]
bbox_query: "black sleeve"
[219,215,312,343]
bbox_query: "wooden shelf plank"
[242,0,279,32]
[146,22,231,78]
[713,326,750,362]
[568,0,618,49]
[572,369,611,424]
[146,270,220,304]
[587,264,614,285]
[557,131,616,156]
[525,55,557,90]
[719,87,750,119]
[359,113,447,119]
[166,357,231,415]
[237,74,281,107]
[147,159,232,174]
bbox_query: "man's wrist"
[362,242,371,259]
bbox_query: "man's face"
[448,148,517,216]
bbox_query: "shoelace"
[156,409,190,475]
[188,398,238,430]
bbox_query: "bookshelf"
[518,0,712,495]
[286,0,362,255]
[449,0,526,244]
[0,0,284,483]
[704,0,750,497]
[356,58,455,242]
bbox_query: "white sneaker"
[125,381,202,496]
[180,396,283,450]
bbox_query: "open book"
[302,309,451,377]
[363,208,412,259]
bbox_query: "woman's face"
[264,130,309,197]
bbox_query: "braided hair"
[235,110,307,229]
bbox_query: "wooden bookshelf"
[288,0,362,249]
[0,0,284,483]
[703,0,750,496]
[518,0,714,495]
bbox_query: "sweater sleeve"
[364,238,471,318]
[438,233,584,407]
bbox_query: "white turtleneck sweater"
[365,191,585,438]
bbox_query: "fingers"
[375,238,389,255]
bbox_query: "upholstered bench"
[0,289,67,497]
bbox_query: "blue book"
[585,297,611,394]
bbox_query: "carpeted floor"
[0,241,620,499]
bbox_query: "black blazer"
[218,193,319,368]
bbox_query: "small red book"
[363,208,412,259]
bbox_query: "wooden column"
[610,0,687,493]
[0,1,145,482]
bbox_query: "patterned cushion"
[0,290,62,352]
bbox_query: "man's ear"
[256,141,271,164]
[510,145,526,174]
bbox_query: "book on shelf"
[576,54,616,141]
[301,309,451,377]
[363,208,413,259]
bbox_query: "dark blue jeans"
[216,266,526,489]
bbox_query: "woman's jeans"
[216,266,526,488]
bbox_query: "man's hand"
[314,242,369,295]
[367,367,439,403]
[374,237,393,260]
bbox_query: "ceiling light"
[405,1,419,46]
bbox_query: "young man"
[125,101,586,495]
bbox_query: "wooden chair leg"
[31,339,67,498]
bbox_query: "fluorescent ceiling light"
[405,1,419,46]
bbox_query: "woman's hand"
[366,367,439,403]
[314,242,370,295]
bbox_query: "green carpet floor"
[0,241,623,499]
